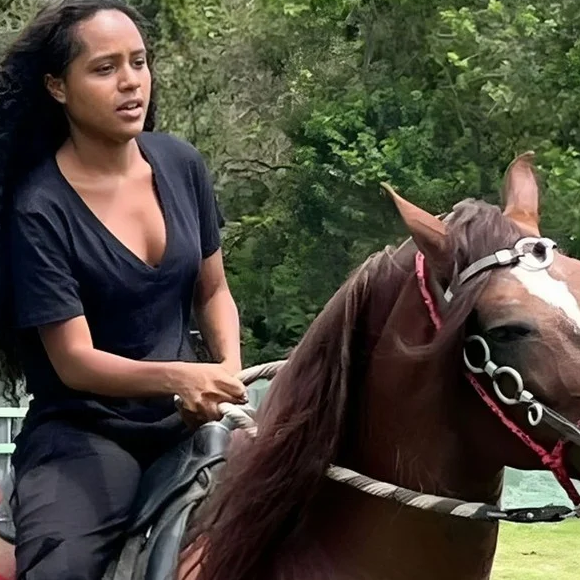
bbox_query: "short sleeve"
[191,152,222,259]
[10,207,84,329]
[215,197,226,229]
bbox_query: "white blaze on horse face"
[511,265,580,330]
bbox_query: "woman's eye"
[133,58,146,68]
[96,64,114,75]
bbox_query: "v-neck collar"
[51,134,173,274]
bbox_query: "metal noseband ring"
[514,236,556,270]
[464,335,525,407]
[458,237,573,431]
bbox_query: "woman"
[0,0,247,578]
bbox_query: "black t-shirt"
[8,131,221,452]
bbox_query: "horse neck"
[338,274,503,499]
[303,279,504,580]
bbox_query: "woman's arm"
[193,249,242,374]
[39,316,244,404]
[39,316,180,396]
[40,314,247,424]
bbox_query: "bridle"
[417,235,580,507]
[219,236,580,523]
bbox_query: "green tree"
[5,0,580,369]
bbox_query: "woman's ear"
[44,74,66,105]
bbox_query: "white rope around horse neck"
[236,360,286,385]
[217,362,579,523]
[217,399,503,519]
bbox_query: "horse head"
[376,152,580,492]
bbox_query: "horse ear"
[381,182,449,277]
[502,151,540,235]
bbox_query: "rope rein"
[218,362,580,524]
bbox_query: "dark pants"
[11,420,147,580]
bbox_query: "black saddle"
[128,420,230,535]
[104,420,232,580]
[0,420,229,543]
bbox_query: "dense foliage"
[4,0,580,366]
[143,0,580,364]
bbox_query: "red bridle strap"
[415,251,580,506]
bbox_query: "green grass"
[491,519,579,579]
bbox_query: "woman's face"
[48,9,151,144]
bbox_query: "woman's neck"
[59,128,142,176]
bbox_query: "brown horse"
[178,152,580,580]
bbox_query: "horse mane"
[185,198,523,580]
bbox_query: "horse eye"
[486,324,533,342]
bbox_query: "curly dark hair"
[0,0,157,403]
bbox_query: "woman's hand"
[172,362,247,426]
